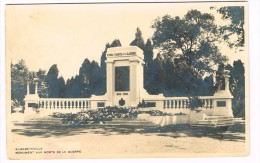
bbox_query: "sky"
[6,2,247,80]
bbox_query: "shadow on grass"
[12,121,245,142]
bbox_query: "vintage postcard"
[6,1,249,159]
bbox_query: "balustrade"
[38,99,91,110]
[162,97,214,109]
[34,96,215,111]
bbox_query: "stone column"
[27,82,30,95]
[106,60,114,106]
[130,60,138,106]
[24,101,29,112]
[35,81,38,95]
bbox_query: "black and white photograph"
[3,1,252,160]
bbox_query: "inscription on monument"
[107,52,136,57]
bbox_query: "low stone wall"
[137,110,213,126]
[157,107,232,117]
[137,114,190,126]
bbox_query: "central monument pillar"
[105,46,145,107]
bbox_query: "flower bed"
[146,110,188,116]
[50,106,139,125]
[147,110,172,116]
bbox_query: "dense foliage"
[217,6,245,49]
[11,60,49,106]
[130,27,145,50]
[150,10,229,96]
[227,60,245,118]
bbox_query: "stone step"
[110,118,149,122]
[14,122,156,127]
[14,117,64,126]
[14,123,62,127]
[199,119,233,123]
[193,119,234,127]
[204,119,233,121]
[199,119,233,122]
[197,122,234,126]
[233,117,243,120]
[204,116,233,120]
[103,123,155,127]
[26,119,63,122]
[204,119,233,122]
[105,121,153,125]
[104,121,154,125]
[23,118,63,124]
[26,117,62,121]
[104,118,155,126]
[192,114,235,127]
[190,123,232,127]
[233,118,245,124]
[22,122,62,125]
[14,117,156,127]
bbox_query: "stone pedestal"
[213,73,234,117]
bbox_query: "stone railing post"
[27,82,30,95]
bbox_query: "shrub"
[188,96,204,110]
[148,110,172,116]
[174,112,187,115]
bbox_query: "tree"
[58,76,65,98]
[100,43,111,95]
[144,39,154,65]
[11,59,29,106]
[78,59,92,97]
[64,76,78,98]
[110,39,122,47]
[152,10,228,77]
[151,10,228,95]
[36,69,47,81]
[78,59,102,97]
[143,39,154,91]
[217,6,244,49]
[38,81,49,98]
[11,60,51,104]
[203,74,214,96]
[229,60,245,118]
[36,69,49,98]
[89,61,103,95]
[45,64,64,98]
[172,56,205,96]
[148,54,166,94]
[162,57,176,95]
[64,58,103,98]
[130,27,145,50]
